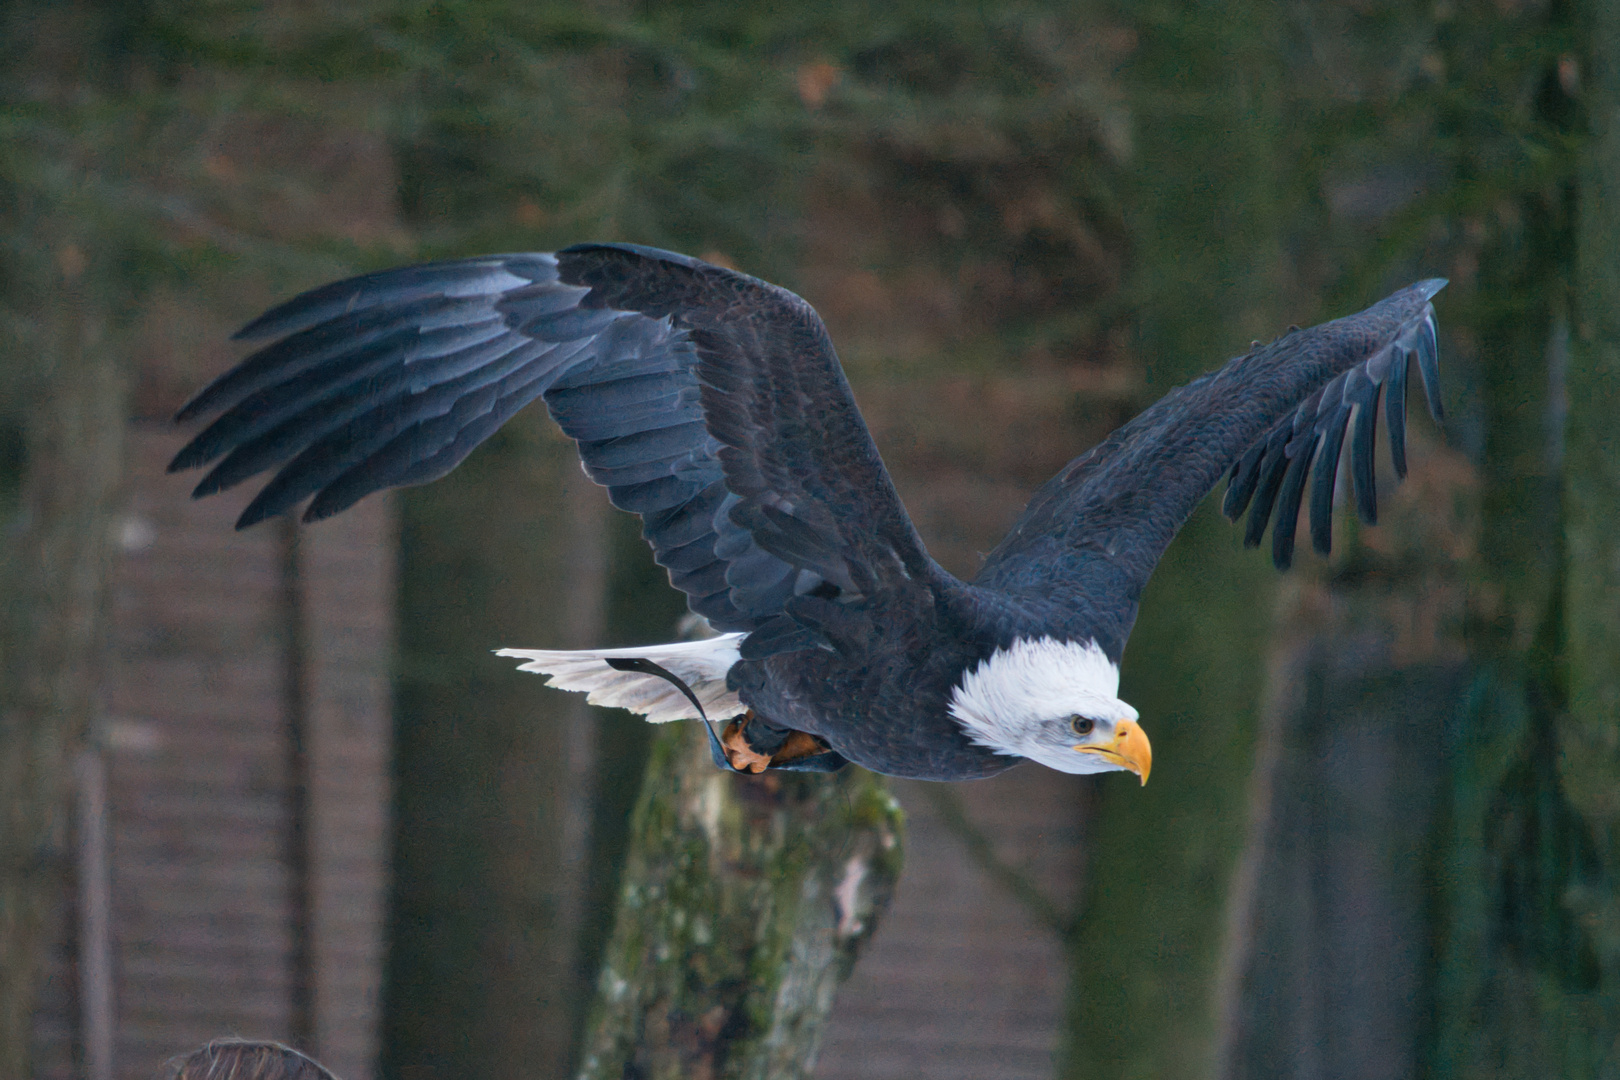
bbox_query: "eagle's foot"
[721,712,836,773]
[721,713,773,773]
[772,729,835,765]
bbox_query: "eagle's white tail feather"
[495,633,747,724]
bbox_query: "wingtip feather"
[1414,278,1448,302]
[1385,346,1410,480]
[168,441,206,474]
[234,499,278,531]
[1270,434,1317,570]
[1350,394,1380,525]
[1308,411,1349,557]
[1417,311,1444,423]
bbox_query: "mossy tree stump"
[576,723,902,1080]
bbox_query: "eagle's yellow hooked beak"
[1075,718,1152,785]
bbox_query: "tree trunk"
[384,416,608,1080]
[1062,7,1288,1076]
[1213,459,1475,1080]
[1563,0,1620,1029]
[0,247,124,1078]
[1421,4,1611,1074]
[1214,3,1620,1076]
[576,725,902,1080]
[2,5,131,1070]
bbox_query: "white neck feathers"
[948,637,1131,759]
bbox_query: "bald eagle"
[172,245,1444,782]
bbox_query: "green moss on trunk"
[577,727,902,1080]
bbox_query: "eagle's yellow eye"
[1070,715,1094,737]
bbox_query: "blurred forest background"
[4,0,1619,1078]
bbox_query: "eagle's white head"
[948,637,1151,782]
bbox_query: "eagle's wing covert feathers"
[170,244,934,645]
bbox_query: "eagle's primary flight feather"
[172,244,1444,782]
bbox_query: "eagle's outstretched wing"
[171,244,934,646]
[974,279,1445,658]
